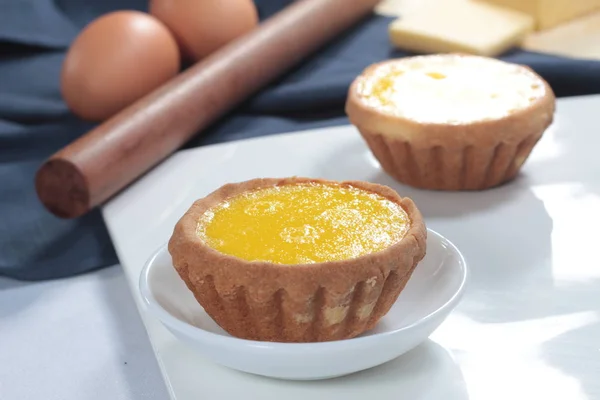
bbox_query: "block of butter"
[477,0,600,30]
[523,9,600,60]
[389,0,535,57]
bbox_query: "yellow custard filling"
[197,183,410,264]
[357,55,546,124]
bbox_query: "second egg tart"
[346,54,556,191]
[168,177,426,343]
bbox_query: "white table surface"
[0,265,169,400]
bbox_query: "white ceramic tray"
[102,94,600,400]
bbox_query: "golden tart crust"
[345,54,556,191]
[168,177,427,343]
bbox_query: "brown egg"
[61,11,180,121]
[150,0,259,62]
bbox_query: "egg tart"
[346,54,556,190]
[168,177,426,343]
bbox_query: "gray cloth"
[2,0,600,280]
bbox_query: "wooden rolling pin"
[36,0,380,219]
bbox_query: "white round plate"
[139,228,467,381]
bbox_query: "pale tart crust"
[168,177,427,343]
[345,55,556,191]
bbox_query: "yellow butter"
[388,0,534,57]
[477,0,600,30]
[197,183,409,265]
[523,10,600,60]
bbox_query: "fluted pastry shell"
[168,177,427,343]
[346,55,556,190]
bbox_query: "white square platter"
[102,94,600,400]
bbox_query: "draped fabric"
[2,0,599,280]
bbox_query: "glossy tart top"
[351,54,550,124]
[197,181,410,264]
[169,178,426,287]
